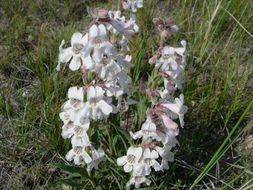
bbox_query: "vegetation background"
[0,0,252,189]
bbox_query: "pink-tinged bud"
[161,30,169,38]
[122,2,129,10]
[152,17,162,24]
[98,9,109,19]
[170,25,179,33]
[146,89,158,96]
[165,17,174,23]
[149,56,157,64]
[161,114,178,130]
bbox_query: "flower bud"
[170,25,179,33]
[161,30,169,38]
[97,9,109,19]
[152,17,162,24]
[149,56,157,64]
[164,17,174,23]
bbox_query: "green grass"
[0,0,253,189]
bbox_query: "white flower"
[82,24,115,63]
[63,87,84,110]
[109,15,139,39]
[80,86,113,120]
[87,148,106,172]
[57,32,88,71]
[93,55,122,79]
[61,119,90,139]
[155,41,186,76]
[156,47,178,72]
[107,11,126,34]
[59,111,71,125]
[158,78,176,99]
[141,148,161,175]
[130,116,161,141]
[119,35,130,51]
[105,80,124,98]
[155,145,175,170]
[71,135,91,147]
[162,94,188,126]
[65,146,92,165]
[126,175,151,189]
[117,146,143,173]
[157,126,179,145]
[123,0,143,12]
[107,69,132,92]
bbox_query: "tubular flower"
[57,32,88,71]
[80,86,113,120]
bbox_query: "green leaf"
[51,163,88,178]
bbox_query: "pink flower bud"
[165,17,174,23]
[97,9,109,19]
[161,30,169,38]
[146,89,158,96]
[122,2,129,10]
[149,56,157,64]
[152,17,162,24]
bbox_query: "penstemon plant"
[116,12,188,190]
[57,3,139,172]
[56,0,188,189]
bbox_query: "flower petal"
[98,100,112,115]
[98,24,107,39]
[69,56,81,71]
[83,55,95,70]
[117,156,127,166]
[65,149,75,161]
[123,163,132,173]
[89,25,98,39]
[87,86,96,101]
[71,32,83,46]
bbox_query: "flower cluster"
[57,7,139,172]
[117,23,188,188]
[56,1,188,188]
